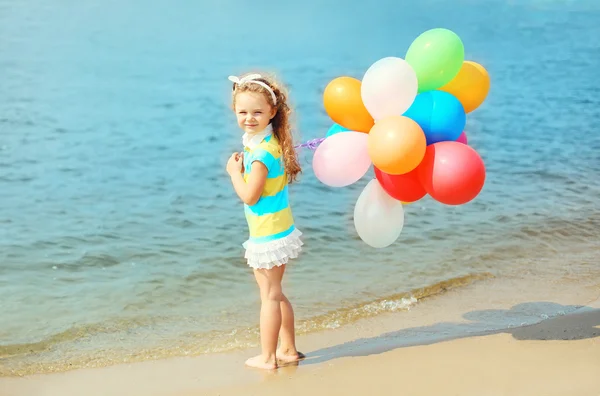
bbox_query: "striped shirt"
[243,135,295,243]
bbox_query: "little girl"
[225,72,304,370]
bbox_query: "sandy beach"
[2,274,599,396]
[195,316,600,396]
[197,309,600,396]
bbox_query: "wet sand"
[2,275,599,396]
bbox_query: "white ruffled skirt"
[242,228,303,270]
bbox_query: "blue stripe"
[249,225,295,243]
[245,151,285,178]
[252,149,276,170]
[245,186,289,216]
[266,159,284,178]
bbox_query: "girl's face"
[234,92,276,135]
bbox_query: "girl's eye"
[255,112,262,115]
[239,111,247,115]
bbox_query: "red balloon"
[374,166,427,203]
[417,141,485,205]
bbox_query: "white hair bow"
[228,74,277,105]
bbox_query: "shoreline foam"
[0,272,492,376]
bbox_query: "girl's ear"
[270,107,277,119]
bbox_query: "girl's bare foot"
[276,349,305,363]
[245,354,277,370]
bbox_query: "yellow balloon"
[401,201,411,205]
[440,61,490,113]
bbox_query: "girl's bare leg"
[245,265,285,370]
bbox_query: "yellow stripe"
[242,172,286,196]
[259,140,282,159]
[262,174,286,197]
[246,207,294,238]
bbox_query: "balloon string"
[294,137,325,151]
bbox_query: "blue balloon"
[403,91,466,145]
[326,123,351,137]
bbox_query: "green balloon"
[405,28,465,93]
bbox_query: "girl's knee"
[255,267,285,302]
[262,286,283,302]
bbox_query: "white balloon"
[354,179,405,248]
[361,57,418,121]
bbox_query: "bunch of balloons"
[312,28,490,248]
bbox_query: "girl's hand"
[226,152,244,176]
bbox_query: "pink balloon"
[456,131,468,144]
[313,132,371,187]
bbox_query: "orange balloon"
[323,77,374,133]
[368,116,426,175]
[439,61,490,113]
